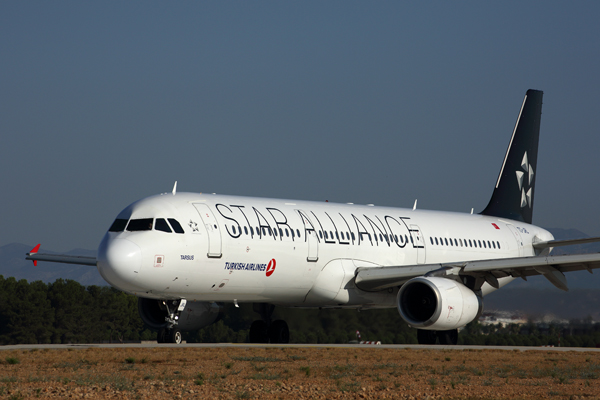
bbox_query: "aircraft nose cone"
[97,237,142,291]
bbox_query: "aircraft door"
[296,210,318,262]
[193,203,222,258]
[410,225,426,264]
[307,230,318,262]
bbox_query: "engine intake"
[397,277,482,330]
[138,298,222,331]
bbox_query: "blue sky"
[2,2,599,251]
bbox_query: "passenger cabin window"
[168,219,185,234]
[109,219,128,232]
[155,218,172,233]
[127,218,153,231]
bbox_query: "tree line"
[0,276,150,344]
[1,276,599,347]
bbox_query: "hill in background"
[0,243,104,285]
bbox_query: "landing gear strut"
[417,328,458,345]
[437,329,458,345]
[249,320,269,343]
[249,303,289,344]
[157,299,186,344]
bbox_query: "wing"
[26,244,97,267]
[355,252,600,292]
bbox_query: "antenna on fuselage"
[172,181,177,195]
[413,199,417,210]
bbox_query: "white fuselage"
[96,192,554,308]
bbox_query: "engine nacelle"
[138,298,222,331]
[397,277,482,331]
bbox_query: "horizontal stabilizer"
[26,245,97,267]
[532,236,600,249]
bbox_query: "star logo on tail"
[515,152,534,208]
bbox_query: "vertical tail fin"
[480,89,543,224]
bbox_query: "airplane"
[27,89,600,345]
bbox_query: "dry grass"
[0,346,599,398]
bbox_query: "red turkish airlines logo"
[266,259,276,277]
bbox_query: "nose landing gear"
[157,299,186,344]
[157,327,182,344]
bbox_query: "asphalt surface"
[1,343,599,352]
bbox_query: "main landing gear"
[417,328,458,345]
[157,299,186,344]
[248,303,290,344]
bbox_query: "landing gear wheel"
[268,320,290,344]
[437,329,458,345]
[417,329,437,345]
[249,320,269,343]
[157,328,167,343]
[168,328,182,344]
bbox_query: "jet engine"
[397,277,482,331]
[138,298,222,331]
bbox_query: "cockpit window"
[168,218,185,234]
[126,218,153,231]
[155,218,172,233]
[109,219,128,232]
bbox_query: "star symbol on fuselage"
[516,152,534,208]
[188,220,199,232]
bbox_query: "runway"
[1,342,599,352]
